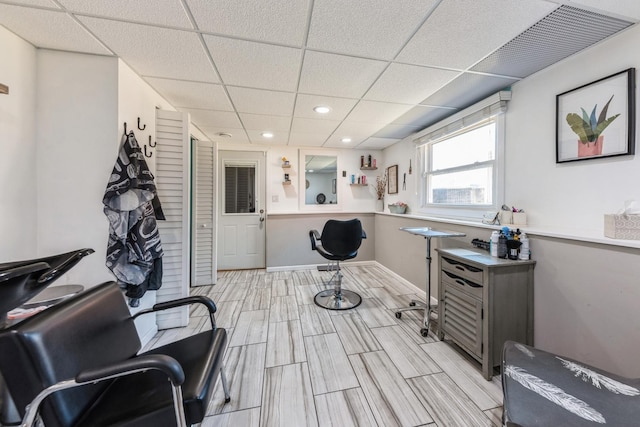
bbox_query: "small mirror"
[304,155,337,205]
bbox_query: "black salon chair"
[0,281,229,427]
[502,341,640,426]
[309,218,366,310]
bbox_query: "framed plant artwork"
[387,164,398,194]
[556,68,635,163]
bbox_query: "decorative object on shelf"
[388,202,407,214]
[556,68,635,163]
[375,174,387,200]
[387,164,398,194]
[281,156,290,167]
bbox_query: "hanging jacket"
[103,132,163,296]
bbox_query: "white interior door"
[192,139,216,285]
[218,151,265,270]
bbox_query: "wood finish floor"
[145,264,503,427]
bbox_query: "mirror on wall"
[304,154,337,205]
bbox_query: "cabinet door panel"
[442,284,483,358]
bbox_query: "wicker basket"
[388,204,406,214]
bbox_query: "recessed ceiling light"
[313,105,331,114]
[341,137,352,143]
[261,132,274,138]
[216,132,232,138]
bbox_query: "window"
[416,92,509,219]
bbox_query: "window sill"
[375,211,640,250]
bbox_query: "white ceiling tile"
[246,130,290,145]
[58,0,193,28]
[364,63,460,104]
[78,16,217,82]
[324,120,384,147]
[358,137,400,150]
[204,36,302,91]
[346,101,413,124]
[144,78,232,111]
[373,124,419,139]
[183,109,242,128]
[227,86,295,116]
[298,51,388,99]
[293,94,358,121]
[186,0,311,45]
[0,5,110,54]
[391,105,452,126]
[240,114,291,132]
[200,127,250,144]
[291,117,339,135]
[397,0,557,69]
[568,0,640,20]
[307,0,439,59]
[289,132,330,147]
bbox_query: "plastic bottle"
[490,231,499,257]
[519,232,530,260]
[498,233,508,258]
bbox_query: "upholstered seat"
[502,341,640,426]
[309,218,366,310]
[0,281,229,427]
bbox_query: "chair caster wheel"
[420,328,429,337]
[225,396,231,403]
[395,312,402,319]
[409,301,416,307]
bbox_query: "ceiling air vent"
[471,5,633,78]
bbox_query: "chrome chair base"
[314,289,362,310]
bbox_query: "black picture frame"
[556,68,635,163]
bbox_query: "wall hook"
[144,145,153,158]
[137,117,146,131]
[148,136,157,147]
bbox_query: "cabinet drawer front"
[441,256,484,284]
[441,270,483,299]
[442,285,483,358]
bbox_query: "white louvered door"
[192,139,216,286]
[155,109,190,329]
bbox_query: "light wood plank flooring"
[145,265,503,427]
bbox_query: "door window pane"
[225,165,255,213]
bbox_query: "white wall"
[0,27,38,261]
[505,26,640,233]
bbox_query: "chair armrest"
[0,262,50,283]
[153,295,217,314]
[132,295,219,329]
[76,354,185,386]
[21,355,187,426]
[309,229,321,250]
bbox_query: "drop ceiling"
[0,0,638,149]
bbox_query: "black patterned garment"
[502,341,640,426]
[103,132,164,300]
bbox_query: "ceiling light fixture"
[341,137,352,143]
[215,132,232,138]
[313,105,331,114]
[261,132,274,138]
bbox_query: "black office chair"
[501,341,640,426]
[309,218,366,310]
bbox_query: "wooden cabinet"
[436,248,535,380]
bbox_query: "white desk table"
[396,227,466,336]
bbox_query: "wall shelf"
[282,163,291,168]
[350,183,368,186]
[360,166,377,170]
[283,181,292,185]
